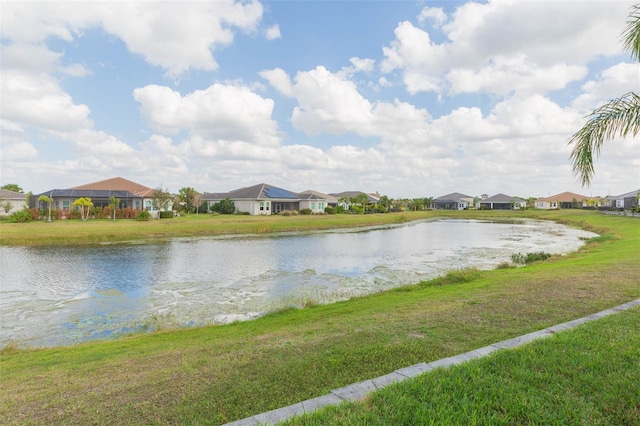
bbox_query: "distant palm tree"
[569,4,640,186]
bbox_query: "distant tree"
[211,197,235,214]
[424,197,433,209]
[37,194,53,222]
[23,191,32,210]
[193,192,203,215]
[568,4,640,186]
[378,195,390,212]
[109,196,120,221]
[178,187,200,214]
[409,198,424,211]
[72,197,93,221]
[356,193,370,214]
[151,186,172,212]
[1,183,23,193]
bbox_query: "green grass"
[0,210,638,425]
[0,211,432,246]
[283,306,640,425]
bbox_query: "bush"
[9,209,32,223]
[300,208,312,215]
[281,211,291,216]
[336,206,345,214]
[324,206,336,214]
[511,251,552,265]
[159,211,174,219]
[136,210,152,221]
[211,198,236,214]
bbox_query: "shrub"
[281,211,291,216]
[336,206,345,214]
[324,206,336,214]
[511,251,552,265]
[9,209,32,223]
[159,211,174,219]
[136,210,152,221]
[300,208,312,215]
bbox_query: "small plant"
[300,208,312,215]
[136,210,152,221]
[8,209,32,223]
[511,251,551,265]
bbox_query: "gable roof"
[536,192,589,202]
[480,193,525,203]
[611,189,640,200]
[0,189,26,200]
[329,191,379,203]
[434,192,473,202]
[71,177,154,197]
[297,190,336,202]
[203,183,299,201]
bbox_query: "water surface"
[0,219,596,347]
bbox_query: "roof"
[611,189,640,200]
[434,192,473,201]
[203,183,299,201]
[297,190,336,202]
[329,191,379,203]
[0,189,26,200]
[536,192,589,202]
[35,189,138,199]
[480,193,525,203]
[71,177,154,197]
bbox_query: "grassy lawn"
[283,305,640,425]
[0,210,638,425]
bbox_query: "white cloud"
[265,24,281,40]
[418,7,447,27]
[572,62,640,113]
[1,71,92,131]
[1,0,265,78]
[382,1,633,96]
[133,83,280,146]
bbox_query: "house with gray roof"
[432,192,474,210]
[609,189,639,210]
[202,183,330,215]
[0,189,26,215]
[478,193,527,210]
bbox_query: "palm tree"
[568,4,640,186]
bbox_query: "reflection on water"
[0,219,596,348]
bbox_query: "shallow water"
[0,219,596,348]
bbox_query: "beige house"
[534,192,589,209]
[0,189,26,214]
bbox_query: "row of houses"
[1,177,638,216]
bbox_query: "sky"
[1,0,639,199]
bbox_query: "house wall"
[1,198,25,214]
[300,200,326,213]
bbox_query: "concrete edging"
[224,299,640,426]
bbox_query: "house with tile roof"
[202,183,331,215]
[478,193,527,210]
[0,189,26,215]
[534,192,589,209]
[432,192,474,210]
[33,177,168,215]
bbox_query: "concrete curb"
[223,299,640,426]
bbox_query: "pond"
[0,219,597,348]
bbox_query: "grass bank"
[284,305,640,425]
[0,211,432,246]
[1,210,638,425]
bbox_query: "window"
[260,202,264,211]
[319,202,324,209]
[311,202,316,210]
[266,201,270,211]
[135,200,141,209]
[62,200,70,211]
[145,200,152,211]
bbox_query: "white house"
[0,189,26,214]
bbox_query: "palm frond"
[622,4,640,60]
[568,92,640,187]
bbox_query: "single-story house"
[432,192,474,210]
[329,191,380,210]
[609,189,640,210]
[534,192,588,209]
[202,183,330,215]
[297,190,338,210]
[33,177,169,215]
[0,189,26,214]
[478,193,527,210]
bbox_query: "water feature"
[0,219,597,348]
